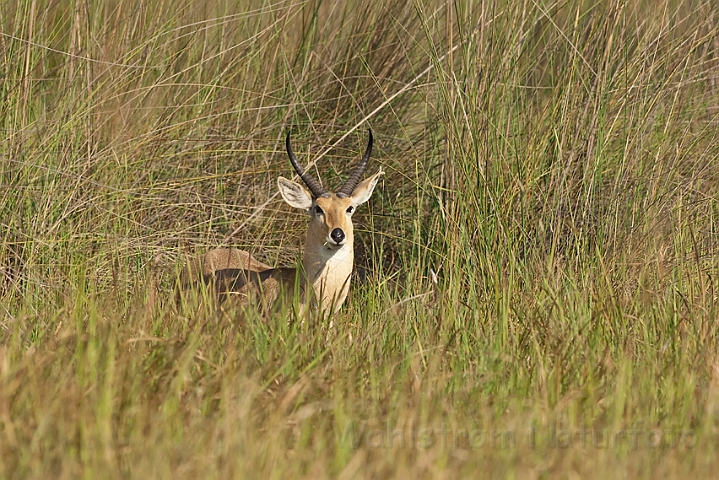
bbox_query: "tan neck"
[302,240,354,314]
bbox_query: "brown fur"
[178,248,303,311]
[179,139,383,317]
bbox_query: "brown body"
[181,130,382,316]
[180,248,300,310]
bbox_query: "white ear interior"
[350,169,384,206]
[277,177,313,210]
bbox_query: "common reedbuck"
[181,130,383,316]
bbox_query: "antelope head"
[277,130,383,312]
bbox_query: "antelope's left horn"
[336,129,373,197]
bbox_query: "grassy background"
[1,0,718,478]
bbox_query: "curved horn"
[337,129,373,197]
[286,132,327,198]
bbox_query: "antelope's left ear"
[350,168,384,206]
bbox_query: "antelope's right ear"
[277,176,313,210]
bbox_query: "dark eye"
[315,206,324,215]
[346,206,355,214]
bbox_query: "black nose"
[330,228,345,244]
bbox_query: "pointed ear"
[349,169,384,206]
[277,177,313,210]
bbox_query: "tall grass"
[1,0,718,478]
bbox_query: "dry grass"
[1,0,718,478]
